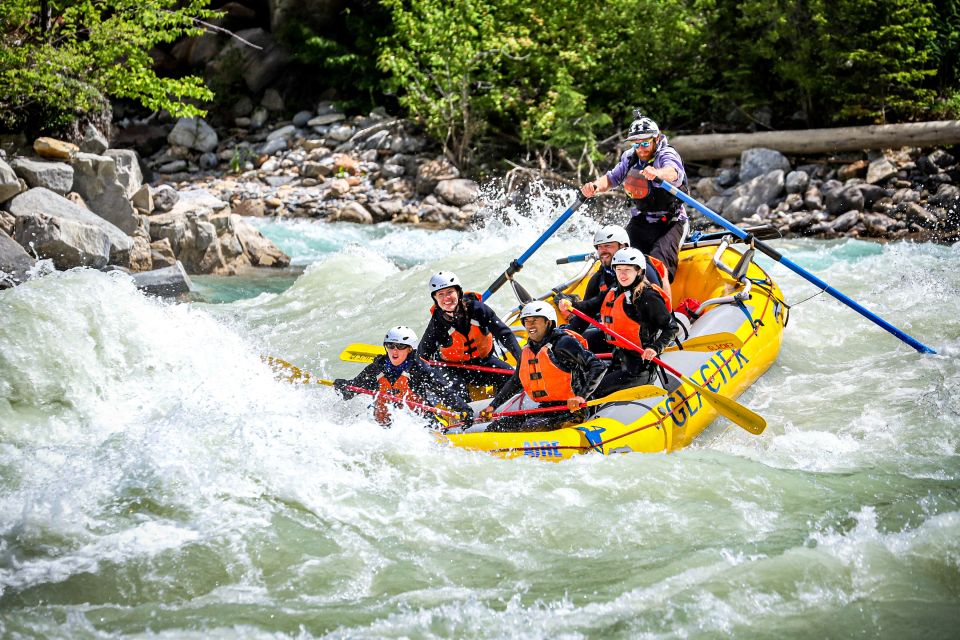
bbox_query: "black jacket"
[489,328,607,407]
[334,354,470,414]
[610,283,679,375]
[419,293,522,363]
[568,267,618,333]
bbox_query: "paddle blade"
[664,332,744,353]
[689,381,766,435]
[340,343,384,363]
[585,385,666,406]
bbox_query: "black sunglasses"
[384,342,412,351]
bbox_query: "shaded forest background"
[2,0,959,174]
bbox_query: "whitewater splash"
[2,189,959,637]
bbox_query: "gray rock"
[694,177,721,201]
[266,125,298,141]
[416,157,460,195]
[856,184,886,209]
[866,158,897,184]
[825,185,865,214]
[233,96,254,118]
[167,117,219,153]
[802,186,823,210]
[716,168,739,188]
[69,152,139,234]
[131,261,194,297]
[784,170,809,195]
[435,178,479,207]
[740,148,791,182]
[105,149,143,197]
[332,201,373,224]
[152,185,180,212]
[325,124,354,142]
[831,210,861,232]
[158,160,188,173]
[259,138,287,156]
[10,158,74,194]
[308,113,347,127]
[231,215,290,266]
[250,107,270,129]
[292,110,313,127]
[0,158,25,202]
[260,88,284,112]
[79,124,109,154]
[896,202,939,228]
[5,187,133,263]
[928,184,960,209]
[132,185,153,214]
[199,152,219,170]
[381,163,405,178]
[724,170,785,221]
[0,230,35,288]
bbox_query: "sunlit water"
[2,186,959,638]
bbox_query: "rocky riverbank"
[2,102,958,295]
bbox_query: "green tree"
[0,0,218,133]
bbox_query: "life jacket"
[600,284,673,348]
[647,256,668,284]
[373,370,424,426]
[431,291,494,363]
[518,342,575,403]
[621,150,688,220]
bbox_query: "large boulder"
[416,157,460,195]
[167,118,219,153]
[0,158,25,202]
[149,209,228,274]
[739,148,791,183]
[723,170,785,222]
[10,158,74,194]
[105,149,143,197]
[131,261,194,297]
[434,178,479,207]
[231,215,291,267]
[5,188,133,268]
[70,152,139,234]
[0,230,35,288]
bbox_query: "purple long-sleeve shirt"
[605,135,687,221]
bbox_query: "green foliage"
[0,0,218,132]
[699,0,940,125]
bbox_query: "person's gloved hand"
[332,378,351,398]
[460,407,475,429]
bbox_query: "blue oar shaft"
[654,179,936,354]
[482,192,587,301]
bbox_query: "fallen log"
[671,120,960,161]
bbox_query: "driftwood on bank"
[671,120,960,161]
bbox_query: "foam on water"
[1,189,959,637]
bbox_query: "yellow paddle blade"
[664,332,744,353]
[262,355,332,385]
[585,385,666,407]
[340,343,385,363]
[678,373,766,435]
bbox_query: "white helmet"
[428,271,462,297]
[519,301,557,326]
[384,325,419,349]
[593,225,630,247]
[611,247,646,272]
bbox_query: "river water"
[2,188,959,638]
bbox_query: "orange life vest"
[518,343,575,403]
[431,291,494,363]
[600,284,672,348]
[373,371,424,426]
[647,255,668,283]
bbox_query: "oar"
[565,308,766,435]
[481,191,588,302]
[339,344,514,374]
[263,356,465,419]
[484,386,665,419]
[652,177,936,354]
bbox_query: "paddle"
[564,307,766,435]
[338,344,514,374]
[652,177,936,354]
[482,385,665,419]
[481,191,588,302]
[263,356,465,419]
[341,331,742,368]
